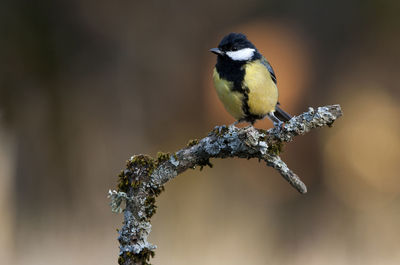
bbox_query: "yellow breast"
[212,68,245,120]
[243,60,278,116]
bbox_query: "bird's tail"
[275,105,292,122]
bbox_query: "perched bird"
[210,33,291,127]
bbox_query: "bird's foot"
[273,120,284,129]
[268,112,284,131]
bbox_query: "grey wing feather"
[261,57,292,122]
[260,56,277,84]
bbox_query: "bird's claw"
[273,121,284,130]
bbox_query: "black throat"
[215,56,246,92]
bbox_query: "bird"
[210,32,292,127]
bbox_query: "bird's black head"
[210,33,259,62]
[218,33,256,51]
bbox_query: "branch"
[109,104,343,265]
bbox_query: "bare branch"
[109,104,343,265]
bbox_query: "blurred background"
[1,0,400,264]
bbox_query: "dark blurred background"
[1,0,400,264]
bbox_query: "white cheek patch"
[226,48,255,61]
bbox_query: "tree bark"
[109,104,343,265]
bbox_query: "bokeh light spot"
[323,87,400,210]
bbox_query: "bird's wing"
[260,56,277,84]
[260,57,292,121]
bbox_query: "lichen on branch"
[109,104,343,265]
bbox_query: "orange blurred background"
[1,1,400,264]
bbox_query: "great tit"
[210,33,291,127]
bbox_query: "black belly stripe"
[241,89,264,123]
[215,56,264,123]
[239,74,264,124]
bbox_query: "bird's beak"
[209,48,224,55]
